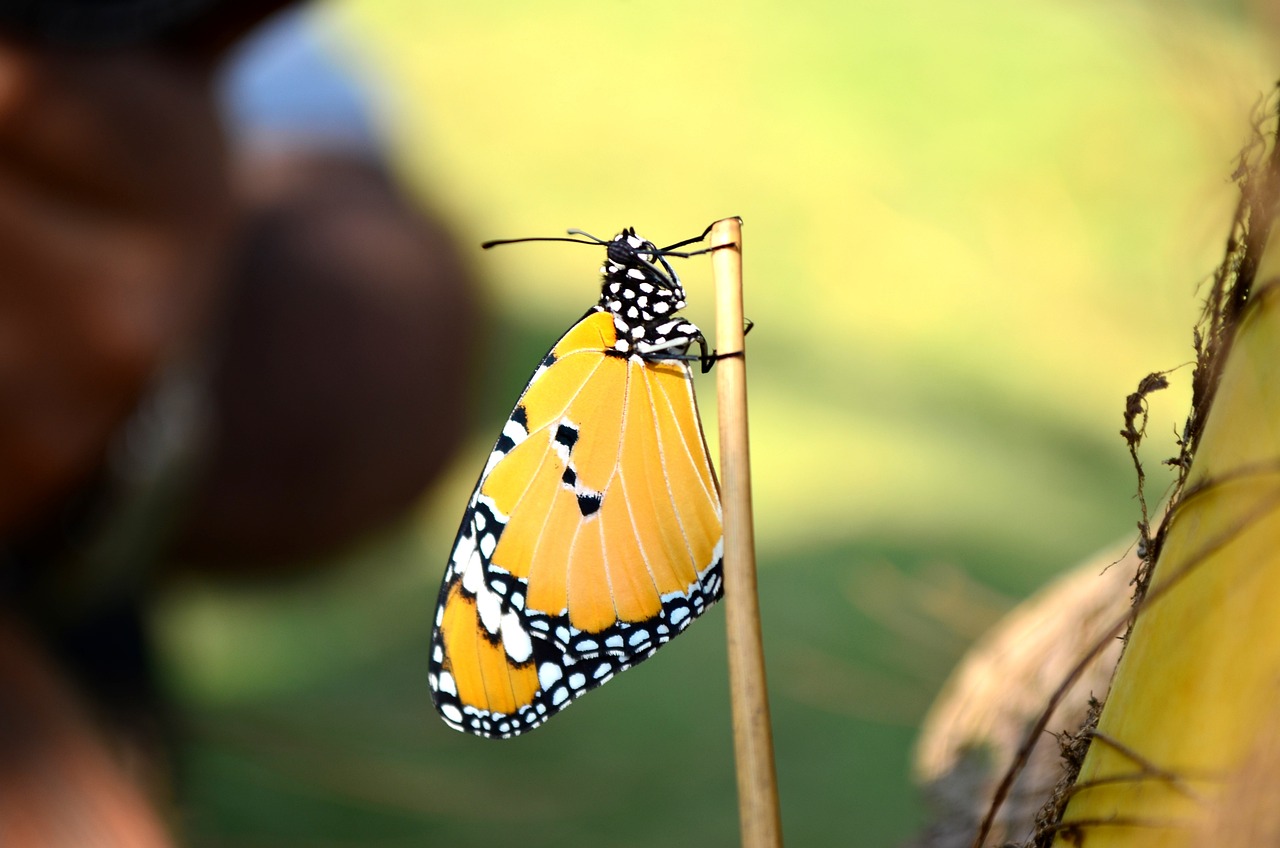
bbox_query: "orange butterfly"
[429,226,726,738]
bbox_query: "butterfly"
[429,225,729,738]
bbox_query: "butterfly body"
[429,228,723,739]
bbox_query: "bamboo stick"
[710,217,783,848]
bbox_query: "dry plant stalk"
[711,217,783,848]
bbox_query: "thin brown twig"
[711,217,783,848]
[1062,770,1202,804]
[1064,729,1208,802]
[1038,816,1186,838]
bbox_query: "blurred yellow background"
[158,1,1277,845]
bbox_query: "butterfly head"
[600,228,701,357]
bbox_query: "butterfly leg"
[705,319,755,372]
[650,320,754,373]
[700,319,755,372]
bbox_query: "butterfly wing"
[429,309,723,738]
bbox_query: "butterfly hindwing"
[429,230,724,739]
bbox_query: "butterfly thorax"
[598,228,702,359]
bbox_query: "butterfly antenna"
[659,222,715,253]
[484,225,729,257]
[564,229,609,244]
[660,219,745,258]
[482,235,605,250]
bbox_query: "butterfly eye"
[607,239,634,265]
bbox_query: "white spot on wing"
[452,531,475,570]
[501,610,533,663]
[477,589,502,634]
[503,417,528,444]
[704,538,725,574]
[461,550,484,594]
[539,663,563,689]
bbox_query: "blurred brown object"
[909,545,1135,848]
[0,42,233,538]
[0,2,481,843]
[173,149,477,566]
[0,4,479,573]
[0,618,172,847]
[0,0,291,55]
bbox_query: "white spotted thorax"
[599,228,704,359]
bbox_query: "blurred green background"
[159,1,1276,845]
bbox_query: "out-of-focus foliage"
[158,1,1277,845]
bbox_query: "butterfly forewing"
[429,229,723,739]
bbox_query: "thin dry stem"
[711,217,783,848]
